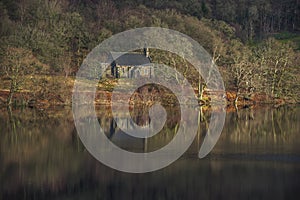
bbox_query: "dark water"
[0,105,300,200]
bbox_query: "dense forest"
[0,0,299,106]
[116,0,300,40]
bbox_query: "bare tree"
[228,40,254,106]
[258,38,295,98]
[2,47,36,105]
[59,51,72,79]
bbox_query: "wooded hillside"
[0,0,299,105]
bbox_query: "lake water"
[1,105,300,200]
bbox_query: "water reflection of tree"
[0,108,86,198]
[222,106,300,150]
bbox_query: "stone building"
[110,48,153,78]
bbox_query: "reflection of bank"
[110,48,154,79]
[107,117,151,152]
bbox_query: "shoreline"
[0,87,295,110]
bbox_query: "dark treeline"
[113,0,300,41]
[0,0,299,105]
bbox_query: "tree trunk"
[7,91,14,105]
[234,87,240,107]
[7,80,17,105]
[234,95,239,107]
[198,76,205,101]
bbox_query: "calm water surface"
[0,105,299,200]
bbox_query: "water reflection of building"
[107,117,151,152]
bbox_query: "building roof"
[110,52,151,66]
